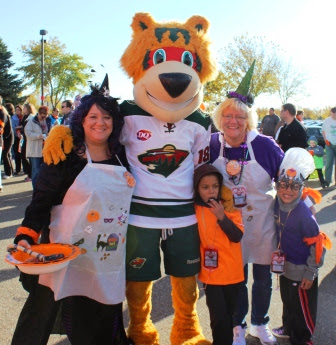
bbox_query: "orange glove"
[308,150,314,156]
[325,139,331,146]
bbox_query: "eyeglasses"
[278,181,302,191]
[222,114,247,122]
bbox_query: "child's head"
[277,148,315,205]
[277,178,302,204]
[194,165,223,204]
[308,135,318,147]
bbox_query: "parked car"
[306,126,325,147]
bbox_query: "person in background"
[11,78,134,345]
[194,164,244,345]
[277,103,307,152]
[11,105,24,175]
[296,110,304,123]
[210,61,283,345]
[50,108,60,127]
[0,96,9,192]
[307,135,327,188]
[21,103,36,182]
[24,106,51,188]
[4,103,15,178]
[60,100,73,126]
[74,94,82,109]
[2,99,14,179]
[322,107,336,188]
[271,148,331,344]
[260,107,280,138]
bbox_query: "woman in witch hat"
[11,75,135,345]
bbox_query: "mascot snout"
[159,73,192,98]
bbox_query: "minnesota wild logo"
[138,144,189,177]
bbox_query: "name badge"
[270,249,286,274]
[204,248,218,269]
[231,186,247,208]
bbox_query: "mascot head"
[120,13,217,123]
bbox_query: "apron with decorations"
[39,149,134,304]
[212,130,277,265]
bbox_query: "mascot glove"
[43,125,73,165]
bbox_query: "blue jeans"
[233,264,272,327]
[325,144,336,183]
[30,157,43,189]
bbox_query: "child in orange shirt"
[194,164,244,345]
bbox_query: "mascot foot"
[126,281,160,345]
[170,276,210,345]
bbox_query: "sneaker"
[233,325,246,345]
[249,324,277,345]
[3,174,12,179]
[272,326,289,339]
[24,177,32,182]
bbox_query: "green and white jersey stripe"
[120,100,211,229]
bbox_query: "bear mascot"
[43,13,217,345]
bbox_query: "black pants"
[204,283,241,345]
[316,168,326,186]
[21,138,31,177]
[11,283,61,345]
[3,137,14,176]
[62,296,129,345]
[280,275,318,345]
[13,136,22,174]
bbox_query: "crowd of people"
[0,95,81,192]
[1,79,334,345]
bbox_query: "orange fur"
[120,13,217,84]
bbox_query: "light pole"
[40,29,48,105]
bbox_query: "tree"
[277,59,308,104]
[19,37,92,107]
[0,38,26,104]
[204,33,282,110]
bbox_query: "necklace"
[222,133,248,186]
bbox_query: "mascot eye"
[181,51,194,67]
[153,49,166,65]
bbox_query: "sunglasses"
[278,181,302,191]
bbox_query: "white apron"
[39,149,134,304]
[212,130,277,265]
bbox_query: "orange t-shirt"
[195,205,244,285]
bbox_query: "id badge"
[231,186,247,208]
[204,248,218,269]
[270,249,286,274]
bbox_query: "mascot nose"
[159,73,192,98]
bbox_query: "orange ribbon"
[303,232,332,263]
[302,187,322,204]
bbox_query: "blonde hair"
[212,98,258,132]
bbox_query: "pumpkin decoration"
[286,168,297,178]
[87,210,100,222]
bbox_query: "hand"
[42,125,73,165]
[17,240,31,249]
[300,278,313,290]
[325,139,331,146]
[39,134,44,139]
[308,150,314,156]
[208,199,225,221]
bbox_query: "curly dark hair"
[70,93,123,157]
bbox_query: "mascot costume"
[43,13,217,345]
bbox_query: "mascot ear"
[131,12,155,33]
[185,15,210,34]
